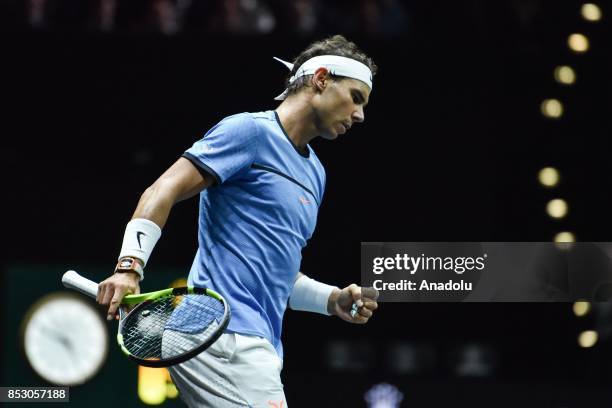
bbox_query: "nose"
[352,105,365,123]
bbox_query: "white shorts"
[167,332,287,408]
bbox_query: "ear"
[311,67,330,94]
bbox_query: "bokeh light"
[538,167,560,187]
[541,99,564,119]
[546,199,568,219]
[568,33,590,53]
[581,4,602,21]
[554,66,576,85]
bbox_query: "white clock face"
[22,293,108,386]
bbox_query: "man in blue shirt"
[98,35,378,407]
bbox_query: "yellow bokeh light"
[541,99,564,119]
[546,199,568,219]
[573,301,591,317]
[568,33,589,53]
[165,369,178,399]
[578,330,598,348]
[554,66,576,85]
[138,366,168,405]
[581,3,602,21]
[170,278,188,288]
[554,231,576,243]
[166,383,179,399]
[538,167,560,187]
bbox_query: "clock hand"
[39,326,80,367]
[58,335,74,352]
[39,324,66,339]
[39,325,75,352]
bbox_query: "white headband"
[273,55,373,101]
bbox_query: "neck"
[275,95,319,149]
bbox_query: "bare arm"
[132,157,214,227]
[97,157,214,319]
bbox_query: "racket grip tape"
[62,270,99,299]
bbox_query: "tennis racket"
[61,270,230,368]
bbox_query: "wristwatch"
[115,257,144,280]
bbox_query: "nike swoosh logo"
[299,196,311,205]
[136,231,146,249]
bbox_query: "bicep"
[156,157,215,203]
[132,158,213,227]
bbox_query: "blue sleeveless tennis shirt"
[182,110,326,358]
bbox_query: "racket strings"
[121,294,225,361]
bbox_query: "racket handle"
[62,270,99,299]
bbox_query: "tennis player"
[97,34,378,407]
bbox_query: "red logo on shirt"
[299,196,311,205]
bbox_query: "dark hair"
[284,35,377,97]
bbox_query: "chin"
[322,128,340,140]
[320,132,338,141]
[315,123,339,140]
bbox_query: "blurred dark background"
[1,0,612,407]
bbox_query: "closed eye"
[352,90,367,106]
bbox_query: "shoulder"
[217,112,260,133]
[208,112,264,148]
[221,111,288,145]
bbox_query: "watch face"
[21,293,108,385]
[119,259,134,269]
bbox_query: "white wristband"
[289,275,338,315]
[118,218,162,269]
